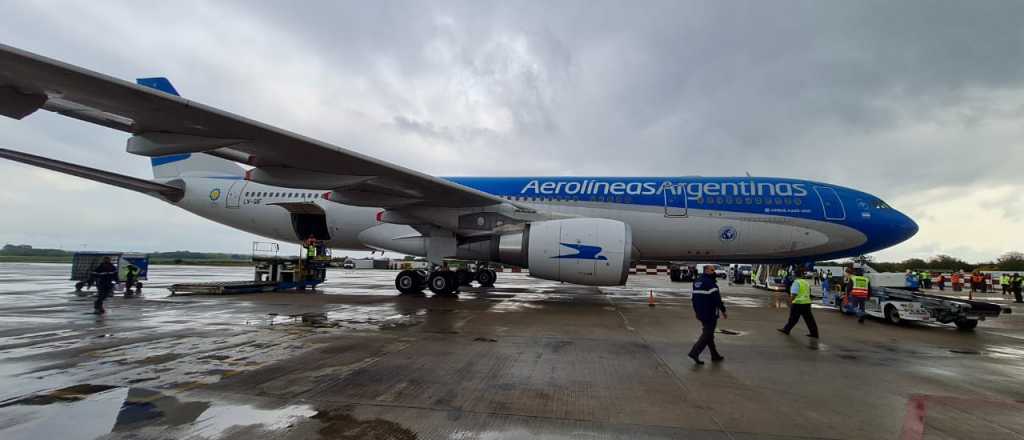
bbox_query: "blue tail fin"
[136,77,180,96]
[136,77,243,179]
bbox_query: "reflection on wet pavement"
[0,262,1022,439]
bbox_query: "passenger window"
[774,197,783,205]
[754,198,762,204]
[765,198,772,205]
[784,198,792,205]
[794,198,802,206]
[744,197,752,205]
[716,196,724,204]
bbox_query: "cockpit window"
[872,199,891,209]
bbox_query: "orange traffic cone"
[648,290,656,307]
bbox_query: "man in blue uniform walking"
[689,265,727,365]
[92,257,117,314]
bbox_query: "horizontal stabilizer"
[0,147,184,202]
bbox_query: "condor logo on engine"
[554,243,608,260]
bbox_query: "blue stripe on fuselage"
[444,176,912,259]
[446,176,828,219]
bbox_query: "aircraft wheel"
[884,304,902,325]
[396,270,425,295]
[428,271,459,296]
[476,269,497,287]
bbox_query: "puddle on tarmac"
[983,345,1024,359]
[312,408,417,440]
[0,385,319,439]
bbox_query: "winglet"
[136,77,180,96]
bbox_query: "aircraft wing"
[0,44,525,210]
[0,148,184,202]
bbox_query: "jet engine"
[457,218,632,286]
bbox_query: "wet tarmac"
[1,262,1023,439]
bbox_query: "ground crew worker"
[951,272,962,292]
[1001,274,1010,296]
[1011,273,1023,303]
[305,234,318,260]
[91,257,117,314]
[970,271,984,299]
[936,273,946,291]
[124,264,139,296]
[921,270,931,289]
[905,270,920,290]
[688,265,727,365]
[846,270,870,323]
[777,270,819,338]
[822,274,831,306]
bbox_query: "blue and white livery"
[0,44,917,295]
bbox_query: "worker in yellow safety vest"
[777,271,819,338]
[847,272,870,323]
[1001,274,1010,296]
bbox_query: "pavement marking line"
[900,394,1024,440]
[605,295,737,440]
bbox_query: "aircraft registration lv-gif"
[0,44,918,295]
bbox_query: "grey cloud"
[1,1,1023,259]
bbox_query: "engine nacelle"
[457,218,632,286]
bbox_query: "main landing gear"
[394,267,498,296]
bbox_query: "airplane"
[0,44,918,296]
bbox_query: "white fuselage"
[176,177,867,261]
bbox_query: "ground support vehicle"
[168,242,329,295]
[669,264,697,282]
[835,273,1002,330]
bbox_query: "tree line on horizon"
[821,252,1024,273]
[5,244,1024,272]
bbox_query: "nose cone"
[893,209,919,244]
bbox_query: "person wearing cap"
[778,270,819,338]
[688,265,727,365]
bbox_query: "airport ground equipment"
[751,264,789,291]
[168,242,330,295]
[729,264,752,285]
[834,273,1002,330]
[669,264,696,282]
[72,252,148,294]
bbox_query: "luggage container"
[71,252,149,294]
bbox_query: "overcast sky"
[1,1,1022,262]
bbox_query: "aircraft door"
[226,180,247,209]
[813,186,846,220]
[663,184,687,217]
